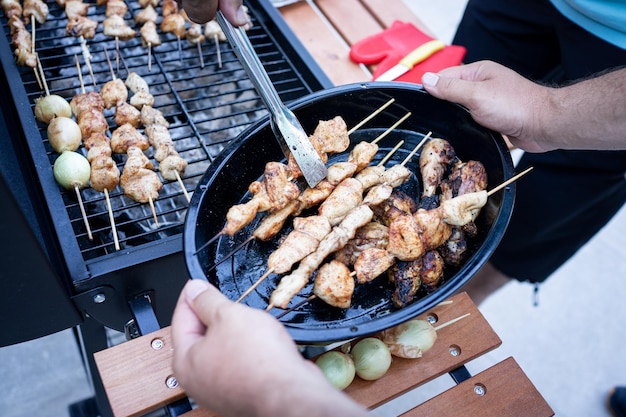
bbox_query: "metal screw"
[474,384,486,396]
[449,345,461,356]
[93,293,106,304]
[151,338,164,350]
[165,376,178,389]
[426,315,437,324]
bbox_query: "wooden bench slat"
[279,1,370,85]
[358,0,435,36]
[315,0,384,46]
[401,357,555,417]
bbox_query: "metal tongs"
[216,11,327,188]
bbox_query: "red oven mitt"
[349,21,466,83]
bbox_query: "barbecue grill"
[0,0,331,414]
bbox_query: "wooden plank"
[279,1,370,85]
[359,0,435,36]
[401,357,555,417]
[94,327,186,417]
[315,0,384,46]
[342,292,502,409]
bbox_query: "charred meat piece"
[413,206,452,251]
[371,190,417,226]
[390,250,444,308]
[334,222,389,267]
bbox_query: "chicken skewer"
[265,137,432,310]
[203,117,413,268]
[187,22,205,68]
[317,167,534,310]
[161,0,186,62]
[103,0,136,72]
[135,4,160,72]
[58,0,97,84]
[74,55,121,249]
[203,7,251,68]
[198,103,404,254]
[243,138,423,307]
[117,54,189,201]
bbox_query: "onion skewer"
[196,99,402,256]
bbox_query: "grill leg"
[72,317,115,417]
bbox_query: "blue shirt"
[550,0,626,49]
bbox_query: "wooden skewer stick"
[148,196,159,227]
[371,111,411,145]
[36,54,49,96]
[74,54,85,94]
[79,36,96,87]
[148,43,152,72]
[433,313,470,331]
[177,36,183,62]
[236,268,273,303]
[214,34,222,68]
[103,45,116,81]
[377,140,404,167]
[401,131,432,166]
[274,295,316,319]
[74,184,93,240]
[175,170,190,203]
[348,98,395,135]
[487,166,533,196]
[197,42,204,69]
[115,36,120,74]
[104,188,120,250]
[31,16,43,90]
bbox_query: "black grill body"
[0,0,331,345]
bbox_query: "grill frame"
[0,0,332,337]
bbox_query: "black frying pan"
[183,82,515,344]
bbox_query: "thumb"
[421,72,475,105]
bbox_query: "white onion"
[315,351,355,390]
[47,116,82,152]
[34,94,72,124]
[379,319,437,359]
[53,151,90,190]
[351,337,391,381]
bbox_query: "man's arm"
[422,61,626,152]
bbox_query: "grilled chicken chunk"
[418,138,458,209]
[120,146,162,203]
[111,123,150,153]
[103,14,136,40]
[354,247,395,284]
[101,78,128,109]
[390,250,444,308]
[115,101,141,128]
[313,260,355,309]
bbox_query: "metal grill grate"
[1,0,324,264]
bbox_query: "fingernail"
[422,72,439,87]
[185,279,210,301]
